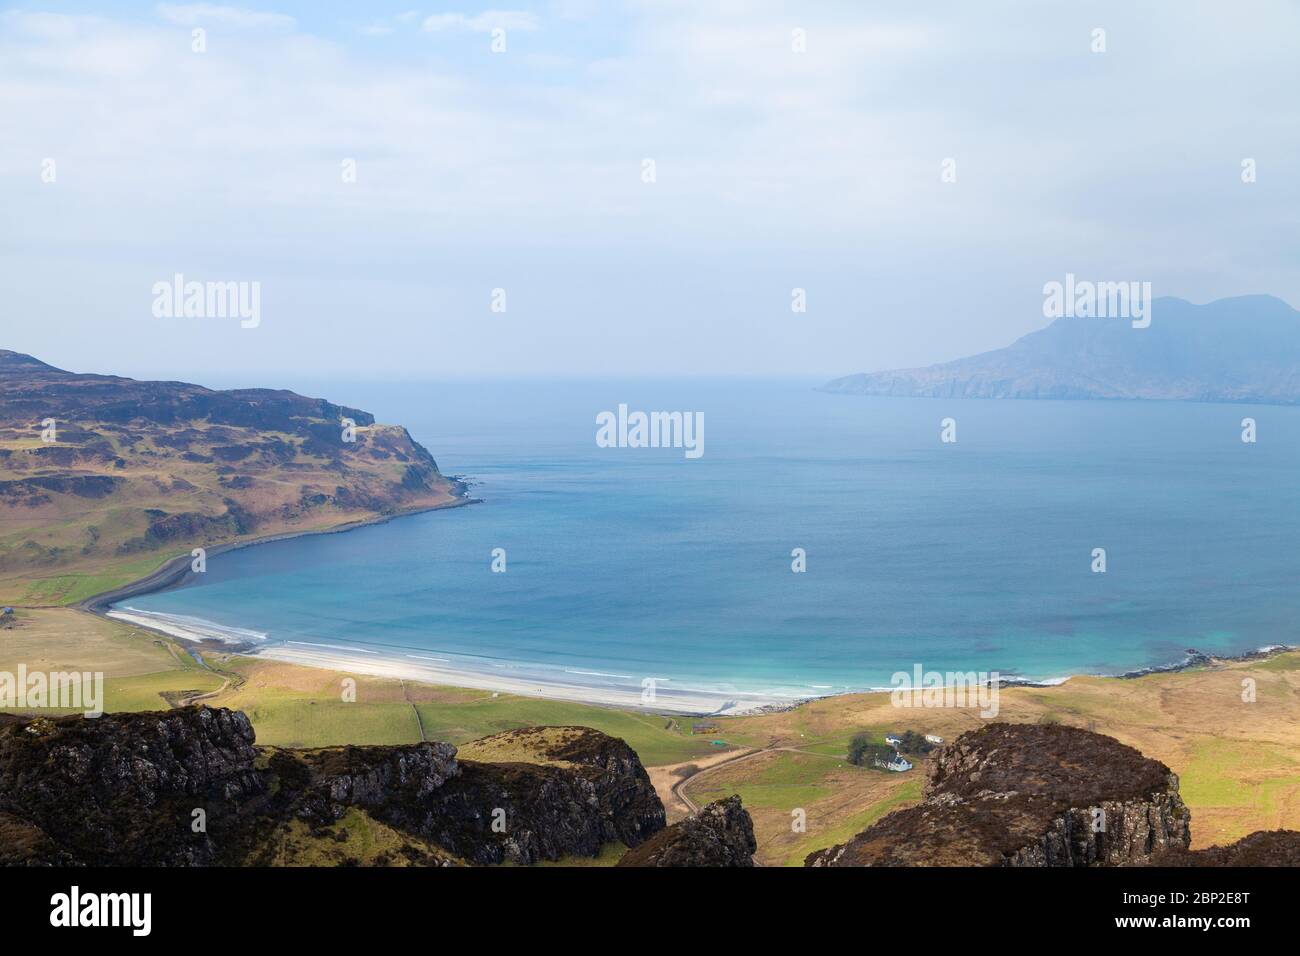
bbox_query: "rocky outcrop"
[428,726,667,864]
[807,724,1191,867]
[617,796,757,867]
[1151,830,1300,867]
[0,707,666,867]
[0,707,264,865]
[289,742,460,821]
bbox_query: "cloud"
[362,10,422,37]
[155,4,295,30]
[422,10,540,33]
[0,10,107,39]
[3,0,1300,378]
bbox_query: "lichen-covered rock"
[421,726,667,864]
[807,723,1191,867]
[291,742,459,821]
[617,796,756,867]
[0,708,666,867]
[0,705,264,865]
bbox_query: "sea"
[112,380,1300,708]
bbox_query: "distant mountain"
[823,295,1300,404]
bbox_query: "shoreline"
[249,642,809,716]
[77,491,477,614]
[74,489,1298,718]
[96,606,816,717]
[99,589,1300,717]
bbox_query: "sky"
[2,1,1298,383]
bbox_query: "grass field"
[0,552,183,607]
[4,607,1300,865]
[0,607,224,712]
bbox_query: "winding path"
[672,745,847,813]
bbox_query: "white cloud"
[422,10,540,33]
[0,10,108,39]
[155,4,295,30]
[362,10,424,37]
[2,0,1299,377]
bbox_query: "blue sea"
[115,381,1300,705]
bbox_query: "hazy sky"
[3,1,1298,383]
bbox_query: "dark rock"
[1151,830,1300,867]
[0,708,666,867]
[423,727,666,864]
[0,707,263,865]
[617,796,757,867]
[807,723,1191,867]
[291,742,459,824]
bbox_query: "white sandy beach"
[107,606,804,716]
[107,608,269,645]
[254,643,800,716]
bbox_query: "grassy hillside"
[0,350,464,606]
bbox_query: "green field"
[689,751,845,808]
[782,779,922,866]
[413,697,715,766]
[164,653,719,763]
[0,552,182,606]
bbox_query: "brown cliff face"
[807,724,1191,867]
[617,795,757,867]
[0,707,665,867]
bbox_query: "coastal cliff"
[0,350,467,606]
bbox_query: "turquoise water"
[119,381,1300,698]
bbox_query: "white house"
[873,751,912,773]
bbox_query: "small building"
[692,721,720,735]
[872,750,912,773]
[925,734,944,745]
[884,733,902,747]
